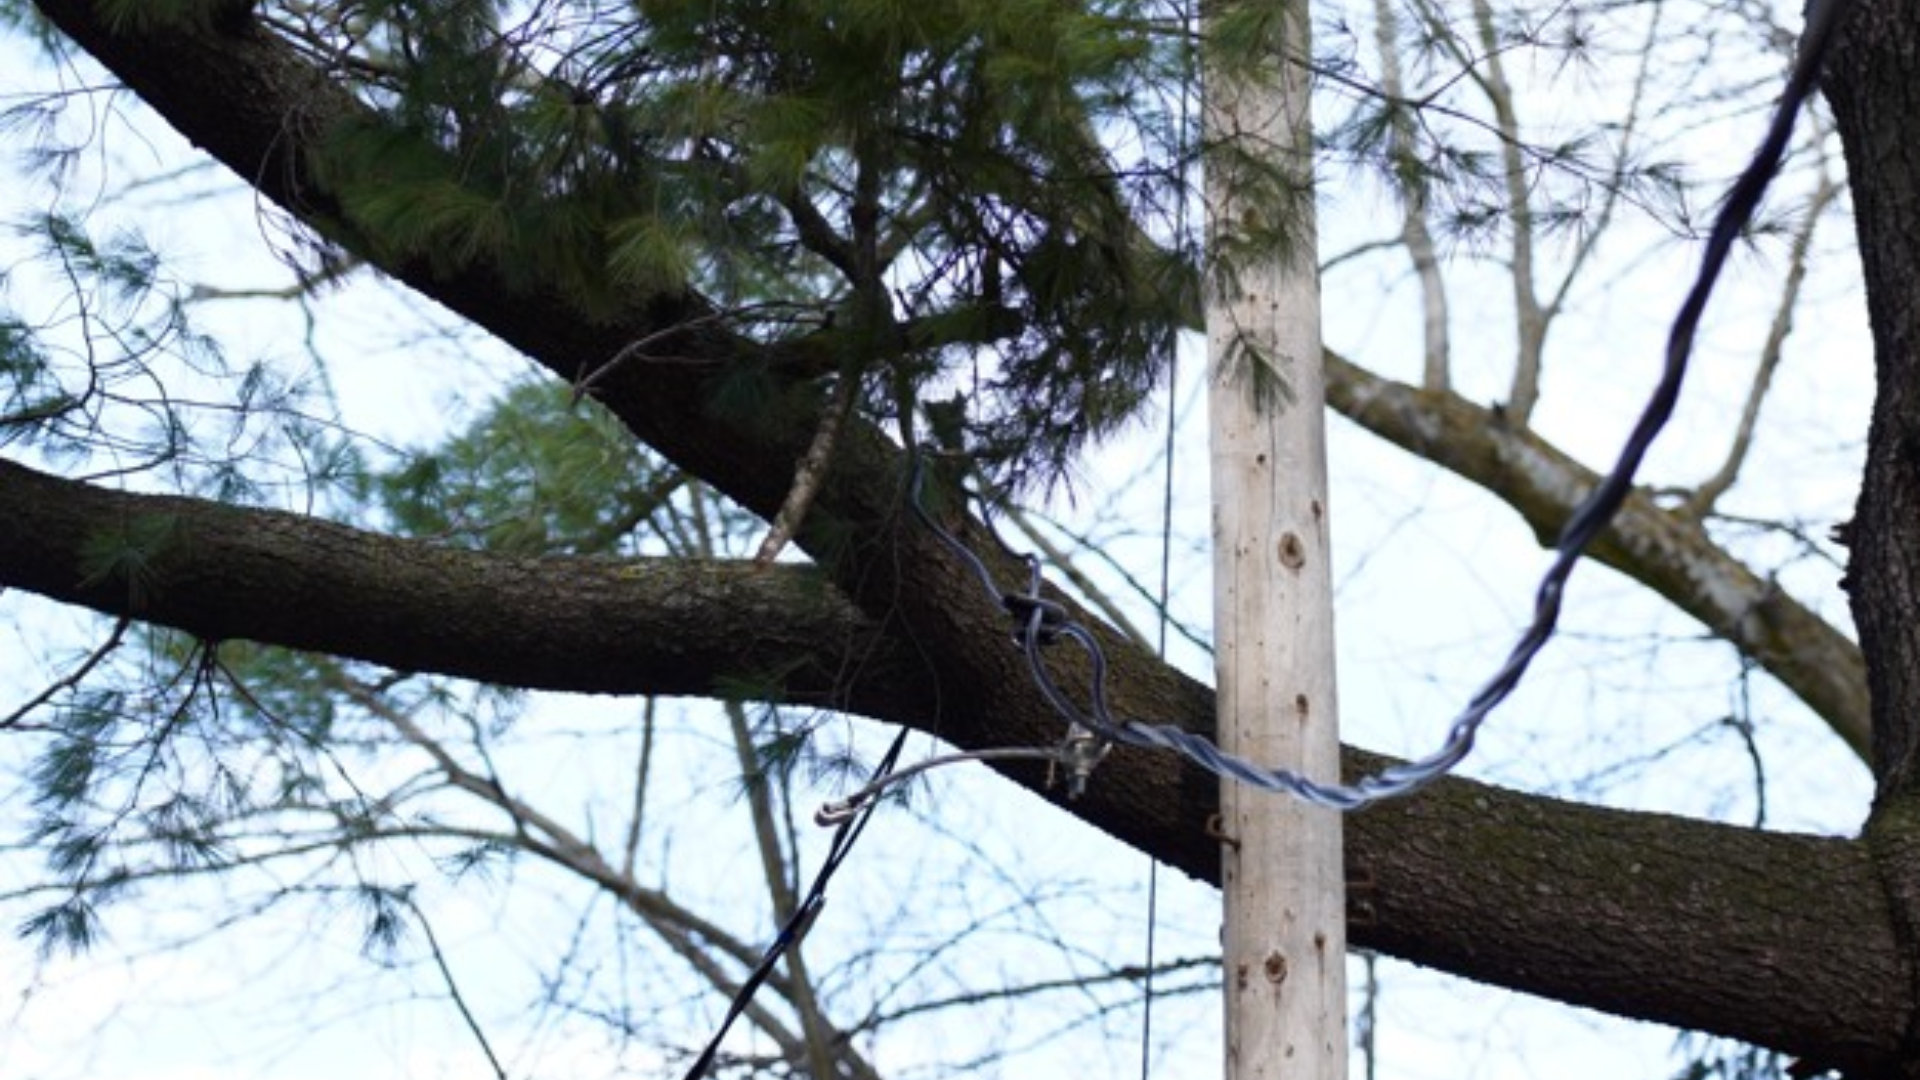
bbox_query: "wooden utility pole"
[1204,0,1346,1077]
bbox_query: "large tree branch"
[15,3,1910,1072]
[0,448,1905,1073]
[38,0,1866,764]
[1325,350,1871,759]
[0,457,919,708]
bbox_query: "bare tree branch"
[1324,349,1870,757]
[1372,0,1451,391]
[1687,162,1842,515]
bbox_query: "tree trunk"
[1826,6,1920,1072]
[1827,2,1920,802]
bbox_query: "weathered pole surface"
[1203,0,1346,1077]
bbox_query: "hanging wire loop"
[904,450,1448,811]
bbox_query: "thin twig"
[753,373,858,565]
[395,892,509,1080]
[570,314,726,406]
[1,619,129,731]
[1373,0,1451,391]
[1001,506,1154,649]
[1466,0,1548,425]
[620,697,656,881]
[1687,165,1840,516]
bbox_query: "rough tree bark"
[1826,10,1920,1074]
[9,1,1918,1074]
[1827,6,1920,802]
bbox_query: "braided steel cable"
[869,1,1852,813]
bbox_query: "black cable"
[682,728,909,1080]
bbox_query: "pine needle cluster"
[292,0,1200,490]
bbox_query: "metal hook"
[1055,724,1110,799]
[815,746,1085,827]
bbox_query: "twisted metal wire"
[891,3,1848,811]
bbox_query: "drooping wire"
[1137,363,1177,1080]
[682,728,909,1080]
[1140,348,1178,1080]
[827,1,1854,816]
[1141,0,1199,1062]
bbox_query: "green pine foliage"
[92,0,247,33]
[299,1,1674,490]
[17,895,102,958]
[76,512,181,610]
[0,309,65,435]
[0,210,367,505]
[377,380,747,556]
[9,381,782,961]
[310,0,1201,490]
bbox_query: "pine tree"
[1,2,1911,1077]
